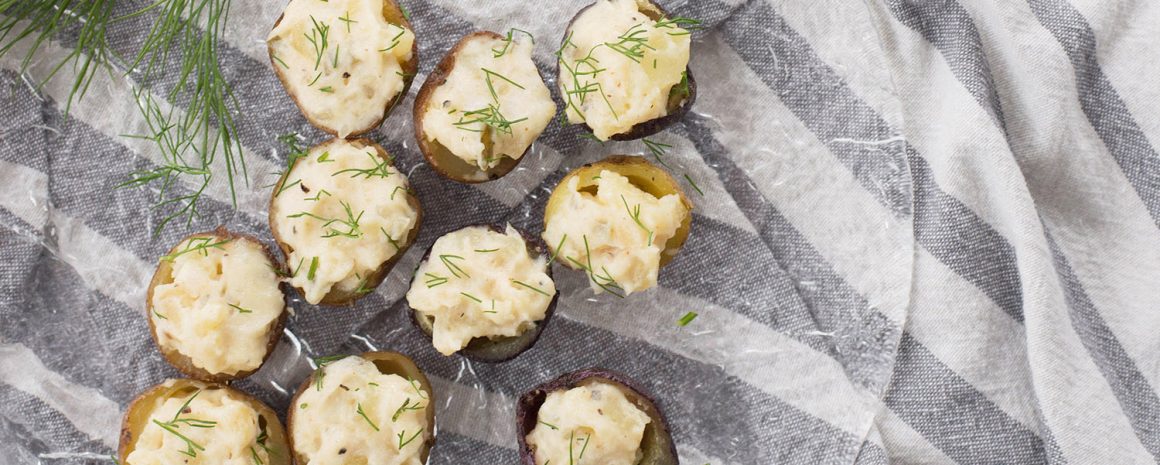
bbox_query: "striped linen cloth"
[1,0,1158,463]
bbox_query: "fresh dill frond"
[642,138,673,168]
[492,28,534,58]
[454,104,528,136]
[124,0,249,234]
[304,15,330,71]
[439,254,470,278]
[355,402,380,431]
[604,23,653,63]
[424,273,449,288]
[161,237,231,262]
[0,0,118,116]
[397,429,422,450]
[332,151,395,179]
[392,397,424,422]
[511,279,551,297]
[621,195,655,246]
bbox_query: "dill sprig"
[332,151,395,179]
[439,254,470,278]
[152,390,217,458]
[622,195,655,246]
[287,200,366,239]
[683,173,704,196]
[229,303,253,314]
[355,402,380,431]
[380,27,406,52]
[304,15,330,71]
[511,279,551,297]
[407,377,428,399]
[0,0,118,116]
[161,237,231,262]
[566,235,625,298]
[397,429,422,450]
[311,354,347,391]
[392,398,424,422]
[460,292,483,303]
[604,23,654,63]
[654,16,702,35]
[124,0,248,234]
[424,273,449,288]
[642,138,673,168]
[568,431,592,465]
[537,420,559,430]
[492,28,534,58]
[454,104,528,136]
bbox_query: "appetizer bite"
[414,30,556,182]
[268,0,418,137]
[289,352,436,465]
[557,0,698,141]
[517,368,678,465]
[147,230,287,382]
[543,156,692,297]
[405,224,558,362]
[269,138,421,306]
[119,379,290,465]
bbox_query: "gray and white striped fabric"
[2,0,1158,463]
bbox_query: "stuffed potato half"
[146,228,288,382]
[288,351,436,465]
[119,379,290,465]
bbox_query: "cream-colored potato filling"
[150,236,283,375]
[268,0,415,137]
[406,225,555,355]
[526,382,651,465]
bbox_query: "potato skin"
[515,368,679,465]
[119,379,291,465]
[268,0,419,138]
[544,155,693,268]
[413,31,532,183]
[287,352,437,464]
[558,0,698,141]
[405,223,559,363]
[146,228,288,383]
[268,138,423,306]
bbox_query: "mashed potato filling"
[150,236,283,375]
[542,170,686,295]
[420,34,556,171]
[406,225,555,355]
[268,0,415,137]
[292,357,429,465]
[126,384,271,465]
[559,0,691,140]
[272,139,418,304]
[526,382,651,465]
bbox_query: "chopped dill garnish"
[678,311,698,326]
[642,138,673,168]
[332,152,394,179]
[512,279,552,297]
[683,174,704,196]
[272,53,290,69]
[338,12,357,32]
[288,200,365,239]
[356,402,380,431]
[492,28,535,58]
[439,254,470,278]
[161,237,230,262]
[381,28,406,52]
[397,429,422,449]
[229,304,253,314]
[622,195,655,246]
[307,256,319,281]
[305,189,332,202]
[474,248,500,253]
[319,86,335,93]
[380,227,402,251]
[538,420,559,430]
[424,273,449,288]
[392,397,424,422]
[548,233,567,266]
[460,292,483,303]
[305,16,330,70]
[454,104,528,135]
[407,377,428,399]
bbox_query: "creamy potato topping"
[526,381,651,465]
[126,383,272,465]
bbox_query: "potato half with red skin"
[268,0,418,138]
[287,351,437,464]
[558,0,698,141]
[119,379,291,465]
[516,368,679,465]
[544,155,693,268]
[405,223,559,363]
[268,138,423,306]
[146,228,288,382]
[414,31,532,183]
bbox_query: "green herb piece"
[161,237,231,262]
[332,151,394,179]
[339,12,357,32]
[397,429,422,449]
[460,292,483,303]
[683,174,704,196]
[307,256,319,281]
[538,420,559,430]
[392,397,424,422]
[492,28,535,57]
[439,254,470,278]
[621,195,655,246]
[229,304,253,314]
[319,86,335,93]
[642,138,673,168]
[678,311,698,326]
[305,15,330,70]
[305,189,332,202]
[356,402,380,431]
[512,279,552,297]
